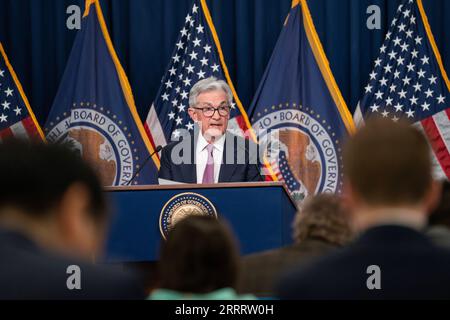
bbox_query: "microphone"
[127,145,163,186]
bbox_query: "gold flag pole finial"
[83,0,97,17]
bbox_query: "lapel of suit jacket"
[219,132,239,183]
[174,131,197,184]
[185,131,198,183]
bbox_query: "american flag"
[0,43,44,142]
[145,0,251,150]
[355,0,450,179]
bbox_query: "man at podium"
[158,77,263,184]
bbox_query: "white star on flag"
[354,0,450,181]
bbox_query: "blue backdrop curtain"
[0,0,448,126]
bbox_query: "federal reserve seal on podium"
[159,193,218,239]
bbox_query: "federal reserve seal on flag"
[248,0,355,203]
[160,193,218,240]
[45,102,139,186]
[253,103,344,202]
[44,0,159,187]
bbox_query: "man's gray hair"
[189,77,233,107]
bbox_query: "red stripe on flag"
[421,117,450,179]
[445,108,450,121]
[0,127,14,140]
[21,117,39,139]
[264,170,275,182]
[234,115,250,137]
[144,123,160,160]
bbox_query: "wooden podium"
[104,182,298,262]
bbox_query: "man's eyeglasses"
[193,105,231,118]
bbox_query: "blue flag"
[355,0,450,180]
[249,0,355,202]
[45,0,159,186]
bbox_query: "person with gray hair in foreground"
[238,193,353,297]
[158,77,263,184]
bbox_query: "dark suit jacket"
[276,225,450,300]
[238,238,338,297]
[0,229,145,300]
[158,131,263,183]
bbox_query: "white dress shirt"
[196,133,225,184]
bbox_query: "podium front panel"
[104,183,297,262]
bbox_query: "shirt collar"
[353,207,427,234]
[197,131,226,152]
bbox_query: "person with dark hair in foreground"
[238,193,353,297]
[277,119,450,299]
[149,216,254,300]
[0,140,145,300]
[426,180,450,249]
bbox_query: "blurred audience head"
[428,180,450,229]
[0,139,107,259]
[158,216,239,294]
[293,193,353,246]
[343,118,439,230]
